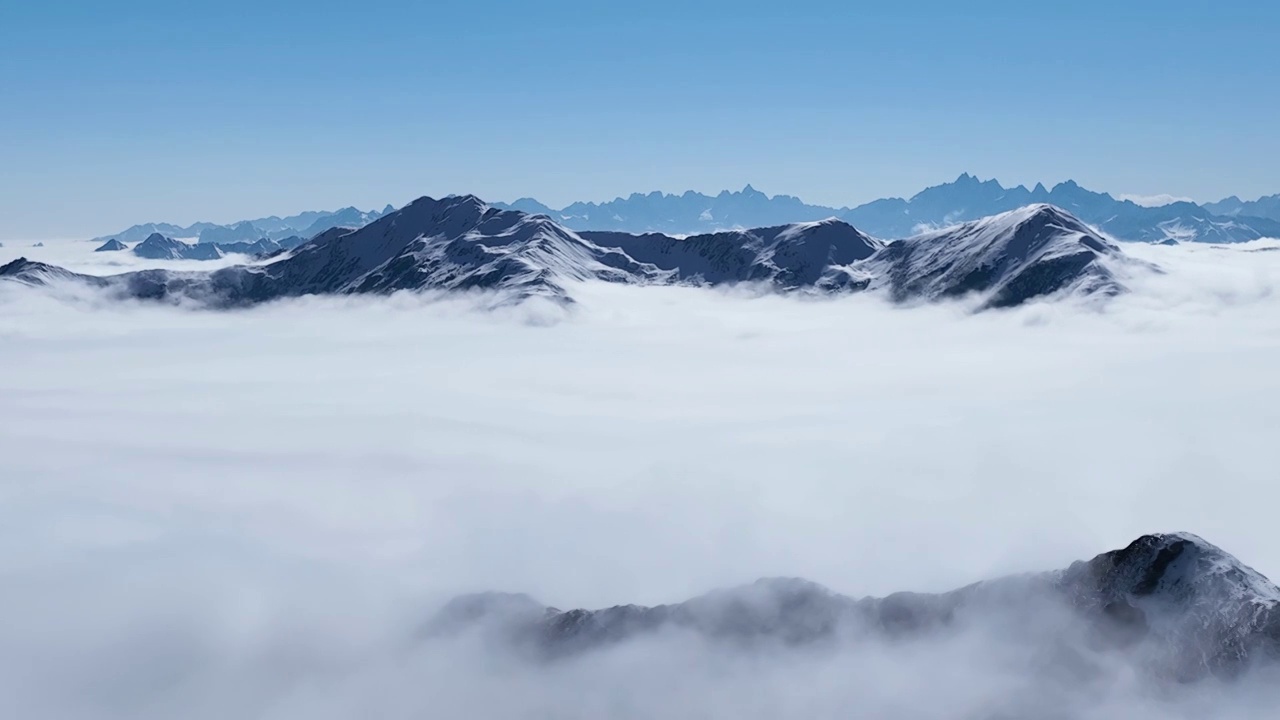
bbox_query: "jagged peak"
[1086,532,1280,607]
[0,257,38,274]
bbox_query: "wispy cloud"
[1119,193,1196,207]
[2,238,1280,716]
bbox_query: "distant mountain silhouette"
[494,185,844,235]
[843,174,1280,243]
[1205,193,1280,222]
[93,239,127,252]
[496,176,1280,243]
[93,206,394,245]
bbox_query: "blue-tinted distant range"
[494,176,1280,242]
[93,205,396,245]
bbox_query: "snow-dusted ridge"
[427,532,1280,682]
[2,196,1155,309]
[861,203,1141,309]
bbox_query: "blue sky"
[2,0,1278,238]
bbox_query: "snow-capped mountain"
[494,185,844,235]
[2,196,1151,309]
[424,532,1280,682]
[1057,532,1280,681]
[860,204,1133,309]
[199,195,632,304]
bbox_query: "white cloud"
[2,238,1280,716]
[1119,193,1196,207]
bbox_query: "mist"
[2,238,1279,717]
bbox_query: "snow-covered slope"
[858,204,1131,308]
[207,194,643,304]
[582,218,882,290]
[1056,532,1280,680]
[426,532,1280,682]
[2,198,1150,310]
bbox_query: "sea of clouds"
[2,237,1280,718]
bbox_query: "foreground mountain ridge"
[3,196,1144,310]
[426,532,1280,683]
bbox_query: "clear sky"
[2,0,1278,239]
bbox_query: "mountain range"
[495,185,844,235]
[92,205,395,245]
[426,532,1280,685]
[88,178,1280,250]
[95,232,310,260]
[494,175,1280,243]
[4,195,1145,311]
[1205,193,1280,222]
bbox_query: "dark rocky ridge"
[426,533,1280,683]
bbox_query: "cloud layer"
[2,237,1280,717]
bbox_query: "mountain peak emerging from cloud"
[4,198,1149,311]
[426,531,1280,683]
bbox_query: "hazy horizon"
[4,1,1279,238]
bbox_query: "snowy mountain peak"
[1057,532,1280,679]
[1068,532,1280,608]
[861,203,1126,308]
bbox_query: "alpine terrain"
[3,195,1149,310]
